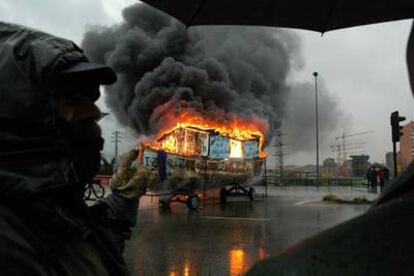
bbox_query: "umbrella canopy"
[139,0,413,33]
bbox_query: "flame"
[142,104,268,158]
[183,261,190,276]
[161,134,177,152]
[229,248,245,276]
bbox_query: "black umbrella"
[139,0,413,33]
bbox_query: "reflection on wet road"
[124,186,372,275]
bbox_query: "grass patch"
[323,194,373,204]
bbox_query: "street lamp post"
[313,72,320,189]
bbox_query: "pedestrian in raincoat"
[378,167,386,192]
[0,22,144,275]
[366,167,377,192]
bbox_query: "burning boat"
[139,110,267,209]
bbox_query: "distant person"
[384,167,390,188]
[366,167,377,192]
[378,168,386,192]
[0,22,146,275]
[247,21,414,276]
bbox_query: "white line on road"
[202,216,270,222]
[294,198,322,206]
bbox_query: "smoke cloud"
[283,81,349,152]
[82,3,346,152]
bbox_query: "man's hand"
[111,149,148,199]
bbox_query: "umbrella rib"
[321,0,340,34]
[187,0,208,27]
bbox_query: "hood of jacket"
[0,22,91,200]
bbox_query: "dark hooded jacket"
[0,22,136,275]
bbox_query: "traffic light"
[390,111,406,143]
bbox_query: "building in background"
[338,159,353,177]
[399,121,414,170]
[350,155,370,177]
[385,151,393,169]
[385,151,394,175]
[322,158,337,177]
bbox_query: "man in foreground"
[0,22,144,275]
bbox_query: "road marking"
[304,204,334,207]
[294,198,322,206]
[202,216,270,222]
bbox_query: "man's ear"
[407,21,414,94]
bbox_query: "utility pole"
[111,131,123,167]
[341,132,345,162]
[274,142,284,186]
[313,72,320,189]
[273,133,287,186]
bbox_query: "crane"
[331,144,365,166]
[335,131,375,163]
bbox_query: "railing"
[263,173,368,188]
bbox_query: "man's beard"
[56,119,104,184]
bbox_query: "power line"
[335,131,375,161]
[111,131,123,166]
[273,132,288,186]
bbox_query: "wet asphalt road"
[124,186,374,276]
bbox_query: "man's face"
[54,94,102,135]
[53,86,104,183]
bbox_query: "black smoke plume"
[82,3,345,151]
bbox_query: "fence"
[264,171,368,188]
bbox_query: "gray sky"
[1,0,412,166]
[292,21,413,165]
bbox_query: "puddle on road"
[125,195,368,275]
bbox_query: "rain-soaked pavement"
[124,186,377,276]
